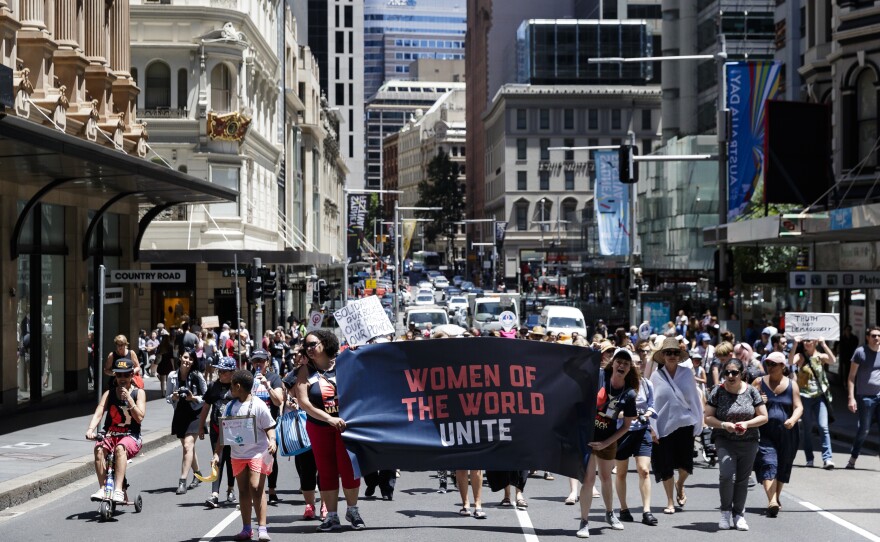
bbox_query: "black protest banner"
[337,337,600,479]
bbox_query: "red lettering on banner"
[501,392,516,414]
[485,365,500,387]
[404,369,429,392]
[484,392,499,414]
[531,393,545,414]
[447,366,467,389]
[430,367,445,390]
[402,397,417,421]
[525,366,537,387]
[460,393,482,415]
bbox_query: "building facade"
[132,1,345,332]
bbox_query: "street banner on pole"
[495,221,509,249]
[402,219,417,260]
[594,150,630,256]
[726,61,782,222]
[347,194,368,263]
[337,339,600,479]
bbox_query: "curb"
[0,431,178,511]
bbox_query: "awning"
[140,249,336,267]
[0,113,238,260]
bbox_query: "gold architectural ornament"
[206,111,252,142]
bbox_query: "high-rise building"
[364,0,466,100]
[308,0,365,188]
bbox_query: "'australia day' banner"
[726,61,782,222]
[595,150,630,256]
[336,338,601,479]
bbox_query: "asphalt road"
[1,435,877,542]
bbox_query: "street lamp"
[454,218,496,287]
[395,204,441,324]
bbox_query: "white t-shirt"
[224,398,275,460]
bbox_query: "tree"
[415,149,465,259]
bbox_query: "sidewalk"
[0,376,177,511]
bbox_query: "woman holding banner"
[790,335,835,469]
[577,348,639,538]
[294,329,365,532]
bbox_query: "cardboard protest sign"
[784,312,839,341]
[201,316,220,329]
[334,295,395,347]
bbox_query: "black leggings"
[294,450,319,492]
[209,429,234,494]
[268,449,279,490]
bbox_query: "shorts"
[615,427,653,460]
[588,441,618,462]
[231,457,273,477]
[96,435,141,458]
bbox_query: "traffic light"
[618,144,639,184]
[262,267,277,298]
[629,286,639,300]
[317,279,329,303]
[246,265,262,304]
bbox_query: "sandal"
[663,506,676,515]
[564,496,578,505]
[473,508,487,519]
[676,488,687,508]
[767,503,780,518]
[515,498,528,510]
[459,507,471,516]
[500,497,512,507]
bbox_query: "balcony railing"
[138,107,189,119]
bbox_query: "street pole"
[394,199,400,324]
[97,264,105,399]
[716,38,730,321]
[253,257,263,349]
[342,192,348,308]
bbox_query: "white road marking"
[198,509,241,541]
[798,500,880,542]
[515,508,540,542]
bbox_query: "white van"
[405,306,449,331]
[539,305,587,338]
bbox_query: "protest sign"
[337,338,600,479]
[333,296,395,347]
[784,312,839,341]
[307,311,323,330]
[201,316,220,329]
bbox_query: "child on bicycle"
[213,369,277,541]
[85,357,147,502]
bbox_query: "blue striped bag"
[276,409,311,457]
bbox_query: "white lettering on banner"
[110,270,187,283]
[334,296,395,347]
[784,312,840,341]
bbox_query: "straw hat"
[652,337,689,363]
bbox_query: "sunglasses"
[663,349,680,356]
[723,370,741,377]
[871,334,880,339]
[305,342,320,349]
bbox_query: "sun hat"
[652,337,689,363]
[529,326,546,337]
[599,340,615,353]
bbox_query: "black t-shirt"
[270,340,289,360]
[302,364,338,427]
[593,372,637,442]
[251,370,283,418]
[203,380,233,432]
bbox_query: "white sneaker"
[112,489,126,503]
[576,519,590,538]
[823,460,835,470]
[718,511,732,530]
[734,514,749,531]
[90,489,105,501]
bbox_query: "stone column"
[54,0,79,50]
[109,0,128,76]
[84,0,115,121]
[19,0,46,32]
[53,0,89,109]
[84,0,107,65]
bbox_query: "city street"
[1,433,877,542]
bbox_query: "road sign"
[104,287,123,305]
[110,269,187,283]
[499,310,517,331]
[366,279,377,290]
[308,310,323,330]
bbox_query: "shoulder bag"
[276,408,312,457]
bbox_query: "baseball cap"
[765,352,788,366]
[112,357,134,373]
[212,356,237,371]
[612,348,636,362]
[250,349,270,361]
[689,348,703,359]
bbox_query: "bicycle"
[89,432,144,521]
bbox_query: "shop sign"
[215,288,235,297]
[110,269,186,283]
[790,271,880,290]
[537,161,591,175]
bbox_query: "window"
[857,70,878,167]
[517,138,527,160]
[562,200,577,230]
[540,109,550,129]
[210,64,231,112]
[210,166,239,217]
[611,109,622,130]
[518,171,527,190]
[336,31,345,53]
[145,61,170,109]
[177,68,187,110]
[131,67,138,85]
[564,138,574,161]
[516,109,527,129]
[540,138,550,160]
[564,108,574,130]
[641,109,651,131]
[516,204,528,231]
[335,83,345,105]
[588,109,598,130]
[344,5,353,28]
[565,170,575,190]
[539,170,550,190]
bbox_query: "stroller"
[695,427,718,466]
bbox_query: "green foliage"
[415,149,465,246]
[733,245,798,284]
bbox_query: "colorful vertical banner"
[401,219,417,259]
[495,221,509,249]
[726,61,782,222]
[347,194,368,263]
[594,150,630,256]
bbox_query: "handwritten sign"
[334,296,395,347]
[201,316,220,329]
[784,312,839,341]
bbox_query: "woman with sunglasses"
[294,329,365,532]
[168,349,208,494]
[648,337,704,516]
[790,335,836,468]
[751,351,802,518]
[705,357,768,531]
[576,348,639,538]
